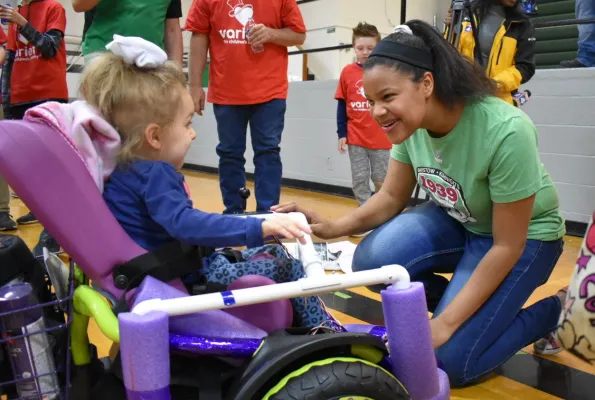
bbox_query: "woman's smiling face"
[363,64,434,145]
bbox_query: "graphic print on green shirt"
[417,166,477,224]
[391,96,565,241]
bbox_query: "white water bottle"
[245,18,264,53]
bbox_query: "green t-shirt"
[82,0,177,56]
[391,96,565,241]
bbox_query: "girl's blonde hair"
[79,53,188,163]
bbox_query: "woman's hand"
[444,8,453,26]
[270,202,343,240]
[270,202,325,224]
[430,316,458,349]
[262,215,312,245]
[0,5,27,27]
[338,138,347,154]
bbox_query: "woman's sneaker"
[533,286,568,356]
[0,212,17,231]
[534,333,562,355]
[16,212,39,225]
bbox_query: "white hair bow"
[105,34,168,68]
[393,24,413,35]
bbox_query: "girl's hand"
[262,215,312,244]
[0,5,27,27]
[270,201,325,225]
[338,138,347,154]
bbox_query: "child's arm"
[336,99,347,140]
[335,72,348,154]
[144,163,265,249]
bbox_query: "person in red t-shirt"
[335,22,391,215]
[0,0,66,250]
[0,25,17,231]
[1,0,68,119]
[185,0,306,214]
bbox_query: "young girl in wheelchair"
[77,37,336,330]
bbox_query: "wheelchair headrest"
[0,120,147,298]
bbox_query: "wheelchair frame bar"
[131,212,410,317]
[131,264,410,316]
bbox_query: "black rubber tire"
[268,359,409,400]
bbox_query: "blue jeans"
[577,0,595,66]
[352,202,564,386]
[213,99,286,213]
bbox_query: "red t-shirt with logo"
[335,63,391,150]
[0,27,7,45]
[0,27,7,96]
[185,0,306,105]
[7,0,68,105]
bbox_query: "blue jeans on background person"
[352,201,564,386]
[213,99,286,214]
[577,0,595,67]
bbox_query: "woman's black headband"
[369,40,434,72]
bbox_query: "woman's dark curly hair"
[364,20,497,106]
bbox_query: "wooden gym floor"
[9,170,595,399]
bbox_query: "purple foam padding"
[381,282,440,400]
[428,369,451,400]
[0,120,186,301]
[119,311,171,399]
[225,275,293,332]
[132,276,267,339]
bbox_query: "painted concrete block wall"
[184,68,595,224]
[521,68,595,224]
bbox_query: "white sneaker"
[534,332,563,355]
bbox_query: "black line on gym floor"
[319,290,595,398]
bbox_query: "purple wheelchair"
[0,119,450,400]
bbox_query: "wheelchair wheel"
[263,357,409,400]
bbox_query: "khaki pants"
[0,107,10,213]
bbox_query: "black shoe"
[16,212,39,225]
[33,229,61,258]
[0,212,17,231]
[560,59,587,68]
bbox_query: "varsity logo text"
[220,0,254,44]
[417,167,477,224]
[351,80,370,112]
[15,45,39,62]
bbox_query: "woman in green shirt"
[272,20,566,386]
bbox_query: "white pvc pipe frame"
[132,212,411,317]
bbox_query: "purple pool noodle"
[430,369,451,400]
[119,311,170,400]
[132,276,267,339]
[381,282,439,400]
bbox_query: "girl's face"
[149,89,197,169]
[353,36,378,65]
[363,65,433,145]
